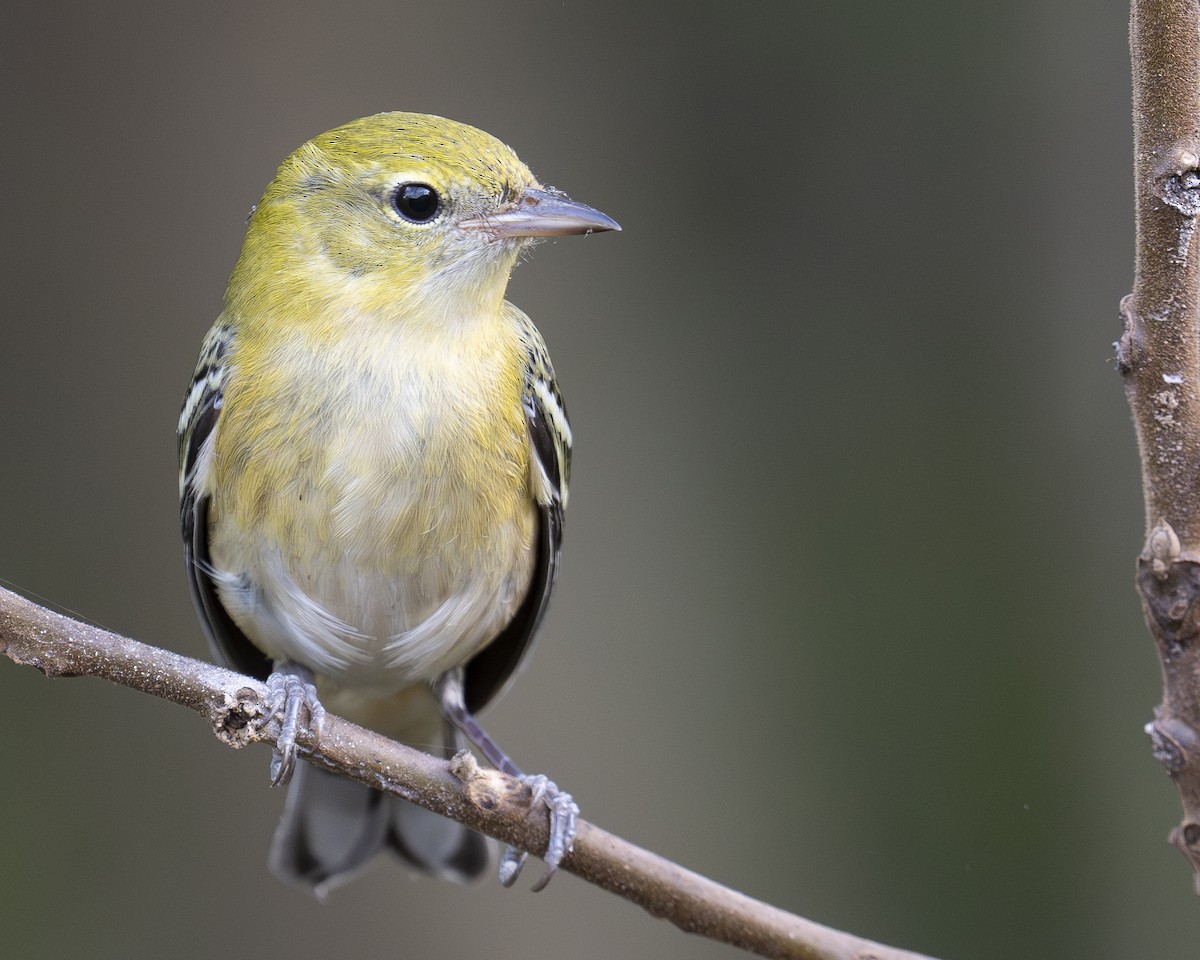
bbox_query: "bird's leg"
[265,661,326,786]
[437,669,578,891]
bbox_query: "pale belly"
[206,328,537,697]
[209,514,535,695]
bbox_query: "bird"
[177,112,619,896]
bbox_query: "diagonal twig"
[0,582,937,960]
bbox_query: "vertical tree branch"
[1121,0,1200,886]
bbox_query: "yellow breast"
[205,308,536,690]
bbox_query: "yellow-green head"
[225,112,618,325]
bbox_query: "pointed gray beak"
[461,187,621,238]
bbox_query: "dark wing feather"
[463,494,562,714]
[179,323,273,681]
[462,325,571,714]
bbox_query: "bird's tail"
[268,725,489,897]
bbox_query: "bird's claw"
[497,845,528,887]
[500,774,579,891]
[265,670,325,786]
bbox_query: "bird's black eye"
[392,183,440,223]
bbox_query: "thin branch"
[0,584,937,960]
[1121,0,1200,886]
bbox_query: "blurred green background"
[0,1,1187,958]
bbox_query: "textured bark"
[1120,0,1200,887]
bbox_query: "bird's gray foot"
[499,774,579,891]
[265,665,325,786]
